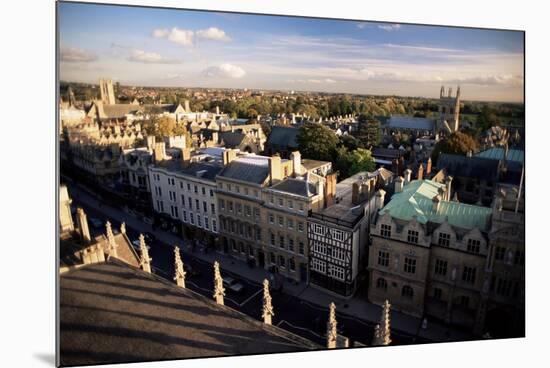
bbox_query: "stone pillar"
[76,207,91,243]
[326,302,337,349]
[105,221,118,259]
[174,246,186,287]
[138,234,152,273]
[213,261,225,305]
[262,279,274,325]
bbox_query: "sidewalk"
[68,183,474,344]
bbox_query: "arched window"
[376,278,388,291]
[402,285,414,299]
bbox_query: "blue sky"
[59,2,524,102]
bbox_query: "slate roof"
[154,161,224,182]
[270,178,317,197]
[266,126,300,148]
[380,179,493,231]
[387,115,435,131]
[437,153,500,181]
[220,132,246,148]
[59,261,318,366]
[217,155,272,185]
[372,148,403,159]
[102,104,142,119]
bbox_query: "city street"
[65,180,428,347]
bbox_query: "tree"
[339,135,359,151]
[431,131,478,164]
[297,122,339,161]
[476,106,500,131]
[143,115,191,145]
[355,114,381,148]
[333,147,376,178]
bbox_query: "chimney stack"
[153,142,166,163]
[184,100,190,112]
[404,169,412,186]
[290,151,302,176]
[324,171,337,207]
[76,207,91,243]
[394,176,404,193]
[181,147,191,165]
[352,182,361,205]
[222,149,237,166]
[417,164,424,180]
[375,189,386,210]
[426,158,432,176]
[216,105,220,115]
[146,135,156,151]
[269,155,282,184]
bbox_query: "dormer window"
[407,230,419,244]
[438,233,451,247]
[467,239,481,253]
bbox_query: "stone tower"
[99,78,116,105]
[438,85,461,133]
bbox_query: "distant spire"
[213,261,225,305]
[262,279,274,325]
[173,246,186,287]
[139,234,152,273]
[327,302,338,349]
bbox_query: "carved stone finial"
[380,300,392,345]
[174,246,186,288]
[120,222,126,234]
[139,234,152,273]
[262,279,274,325]
[327,302,338,349]
[213,261,225,305]
[105,221,118,258]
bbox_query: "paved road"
[66,180,426,347]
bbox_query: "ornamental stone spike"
[120,222,126,235]
[380,299,392,345]
[262,279,274,325]
[326,302,338,349]
[139,234,152,273]
[173,246,186,288]
[213,261,225,305]
[372,324,381,346]
[105,221,118,259]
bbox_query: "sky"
[58,2,524,102]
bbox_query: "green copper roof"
[380,180,492,231]
[475,147,524,164]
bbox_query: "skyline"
[59,2,525,103]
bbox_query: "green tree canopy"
[431,131,478,164]
[333,147,376,178]
[354,114,381,148]
[143,115,191,146]
[297,122,339,161]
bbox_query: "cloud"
[384,43,460,53]
[356,23,367,29]
[152,26,231,46]
[378,24,401,31]
[196,27,231,41]
[448,74,524,87]
[60,47,97,62]
[202,63,246,78]
[288,78,339,84]
[127,49,181,64]
[153,27,194,46]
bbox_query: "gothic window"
[402,285,414,299]
[404,257,416,274]
[376,278,388,291]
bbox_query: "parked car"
[222,276,245,293]
[89,217,103,228]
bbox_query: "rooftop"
[437,153,500,181]
[59,261,317,366]
[153,160,224,182]
[475,147,524,164]
[269,177,317,197]
[380,179,493,231]
[266,126,300,148]
[217,155,284,185]
[387,115,435,131]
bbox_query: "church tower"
[438,85,461,133]
[99,78,116,105]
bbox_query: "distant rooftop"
[475,147,524,164]
[217,154,276,185]
[153,160,223,182]
[387,115,435,131]
[380,179,493,231]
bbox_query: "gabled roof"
[380,179,492,231]
[437,153,500,181]
[220,131,246,148]
[266,126,300,148]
